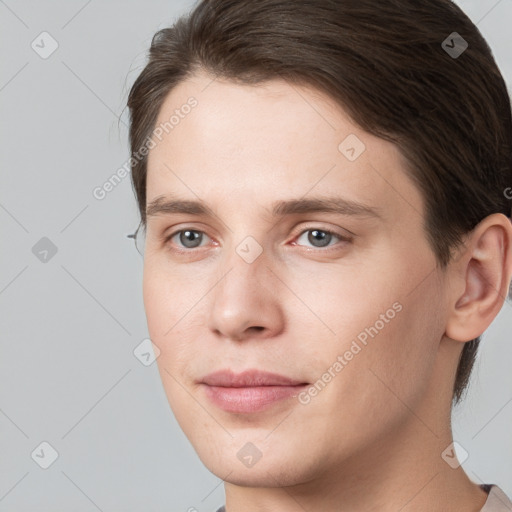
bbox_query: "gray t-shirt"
[214,484,512,511]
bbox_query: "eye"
[163,227,348,253]
[168,229,210,249]
[294,228,347,249]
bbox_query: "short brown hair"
[127,0,512,404]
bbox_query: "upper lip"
[201,369,307,387]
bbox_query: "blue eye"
[171,230,209,249]
[164,227,348,253]
[295,229,343,248]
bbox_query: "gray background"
[0,1,511,510]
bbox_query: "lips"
[202,369,307,387]
[200,369,309,413]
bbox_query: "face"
[143,71,451,487]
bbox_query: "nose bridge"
[215,239,269,310]
[207,237,283,340]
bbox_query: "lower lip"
[202,384,308,413]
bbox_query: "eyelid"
[290,223,353,241]
[162,222,215,241]
[161,223,352,252]
[297,221,355,237]
[164,227,215,248]
[285,226,352,254]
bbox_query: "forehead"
[146,71,423,225]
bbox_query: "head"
[127,0,512,487]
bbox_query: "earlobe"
[445,213,512,343]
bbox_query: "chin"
[207,459,310,488]
[193,436,321,488]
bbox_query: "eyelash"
[163,226,351,254]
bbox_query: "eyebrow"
[146,195,382,220]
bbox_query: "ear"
[445,213,512,342]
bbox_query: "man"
[127,1,512,510]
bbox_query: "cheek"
[143,268,203,425]
[142,258,204,336]
[142,263,197,373]
[294,295,441,458]
[333,278,442,415]
[293,253,442,403]
[142,270,169,344]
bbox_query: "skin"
[142,70,512,511]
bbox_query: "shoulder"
[480,484,512,511]
[212,487,512,512]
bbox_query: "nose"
[206,247,285,342]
